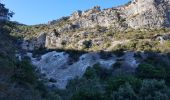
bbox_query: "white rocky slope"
[27,51,139,89]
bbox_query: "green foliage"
[0,3,14,19]
[84,63,112,80]
[12,59,37,85]
[138,80,169,100]
[111,79,170,100]
[84,66,97,79]
[82,40,92,49]
[112,83,137,100]
[66,77,105,100]
[58,61,170,100]
[71,89,105,100]
[106,76,142,93]
[136,63,167,79]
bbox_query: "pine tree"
[0,2,14,20]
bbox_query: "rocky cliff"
[15,0,170,90]
[19,0,170,51]
[124,0,170,28]
[2,1,170,99]
[61,0,170,29]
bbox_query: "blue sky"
[3,0,130,25]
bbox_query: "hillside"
[10,0,170,52]
[1,0,170,100]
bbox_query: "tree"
[112,83,137,100]
[138,80,169,100]
[0,2,14,20]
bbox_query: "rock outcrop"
[68,0,170,29]
[22,33,46,51]
[21,0,170,51]
[27,51,138,89]
[124,0,170,29]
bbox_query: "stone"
[68,0,170,29]
[21,32,46,51]
[26,51,141,89]
[21,0,170,51]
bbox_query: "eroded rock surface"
[21,0,170,51]
[27,51,139,89]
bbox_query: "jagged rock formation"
[21,0,170,51]
[67,0,170,29]
[123,0,170,29]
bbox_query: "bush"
[112,83,137,100]
[138,80,169,100]
[84,66,97,79]
[106,76,142,93]
[136,63,167,79]
[111,79,170,100]
[82,40,92,49]
[71,89,105,100]
[84,63,112,80]
[12,60,37,85]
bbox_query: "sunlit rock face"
[123,0,170,29]
[21,33,46,51]
[68,0,170,29]
[20,0,170,51]
[27,51,139,89]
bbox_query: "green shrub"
[106,76,142,93]
[82,40,92,49]
[111,79,170,100]
[112,83,137,100]
[12,60,37,85]
[84,63,112,80]
[136,63,167,79]
[84,66,97,79]
[138,80,169,100]
[71,89,105,100]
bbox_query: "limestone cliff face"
[68,0,170,29]
[68,6,125,29]
[124,0,170,29]
[22,33,46,51]
[21,0,170,51]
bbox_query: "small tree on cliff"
[0,2,14,20]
